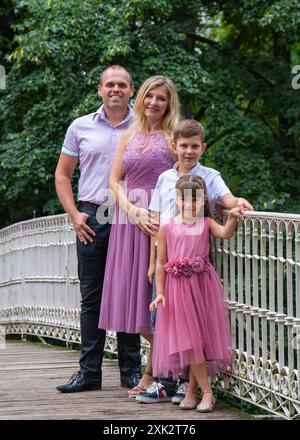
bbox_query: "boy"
[137,119,253,404]
[150,119,252,226]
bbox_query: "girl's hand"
[149,294,166,311]
[148,262,156,284]
[228,206,244,220]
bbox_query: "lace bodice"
[121,130,174,191]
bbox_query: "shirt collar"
[93,104,132,126]
[173,161,201,176]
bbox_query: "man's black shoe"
[56,370,102,393]
[120,372,142,389]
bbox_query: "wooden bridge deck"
[0,340,253,420]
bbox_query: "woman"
[99,75,180,394]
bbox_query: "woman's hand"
[130,207,159,236]
[148,262,156,284]
[149,294,166,311]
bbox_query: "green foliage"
[0,0,300,227]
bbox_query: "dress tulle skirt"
[152,264,232,380]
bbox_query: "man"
[55,65,141,393]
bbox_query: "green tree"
[0,0,299,227]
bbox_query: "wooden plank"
[0,341,252,420]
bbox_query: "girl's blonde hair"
[126,75,181,141]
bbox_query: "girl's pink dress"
[152,217,232,380]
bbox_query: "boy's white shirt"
[149,161,231,224]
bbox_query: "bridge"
[0,211,299,420]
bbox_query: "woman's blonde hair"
[126,75,181,141]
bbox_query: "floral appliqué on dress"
[164,255,210,278]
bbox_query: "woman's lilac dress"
[152,217,232,380]
[99,131,174,334]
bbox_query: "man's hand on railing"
[70,211,96,245]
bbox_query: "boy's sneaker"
[136,382,174,403]
[171,381,188,405]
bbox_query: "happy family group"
[54,65,253,413]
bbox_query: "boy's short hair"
[173,119,205,144]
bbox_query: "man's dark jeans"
[77,202,141,380]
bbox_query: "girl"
[98,76,180,396]
[150,175,243,412]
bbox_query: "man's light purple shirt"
[61,104,132,204]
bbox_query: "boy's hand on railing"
[149,294,166,311]
[148,262,155,284]
[237,197,254,212]
[70,211,96,244]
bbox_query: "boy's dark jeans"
[77,202,141,380]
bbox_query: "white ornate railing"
[0,212,299,419]
[0,214,150,361]
[214,211,300,419]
